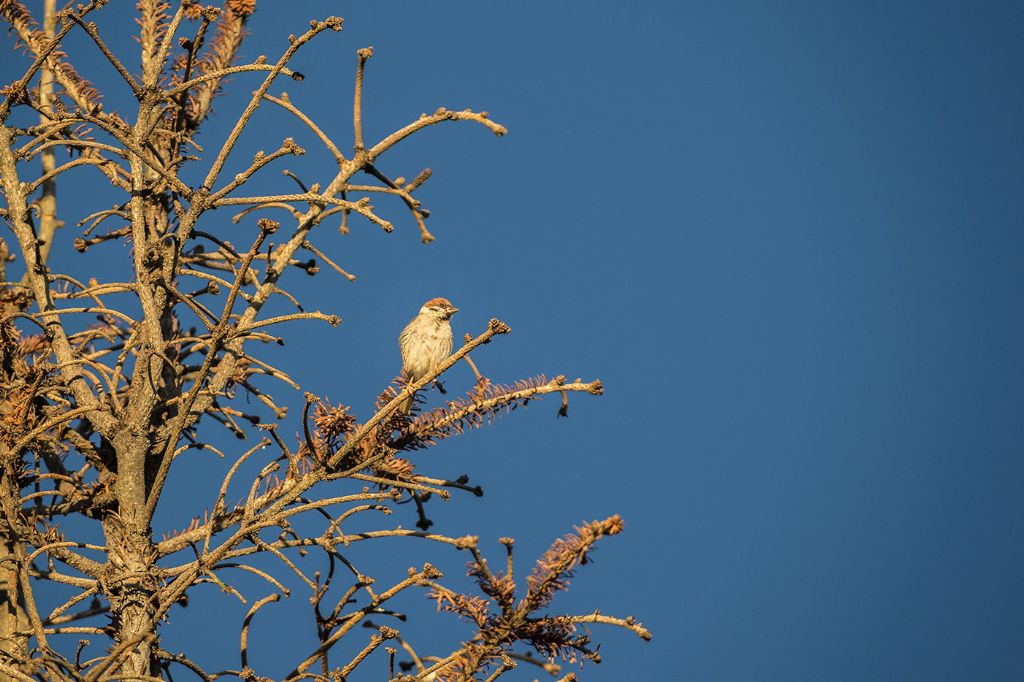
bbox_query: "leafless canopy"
[0,1,648,679]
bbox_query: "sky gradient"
[2,1,1023,680]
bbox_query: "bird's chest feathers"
[413,323,448,350]
[403,319,452,378]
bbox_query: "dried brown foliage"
[427,516,649,680]
[1,0,101,108]
[0,2,647,679]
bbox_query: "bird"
[397,297,459,413]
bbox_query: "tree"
[0,1,649,679]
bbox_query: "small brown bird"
[397,297,459,413]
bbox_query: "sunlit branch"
[200,17,343,192]
[262,92,344,163]
[165,61,302,98]
[65,10,142,98]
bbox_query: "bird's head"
[420,297,459,320]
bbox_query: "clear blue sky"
[4,1,1024,680]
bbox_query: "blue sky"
[3,1,1024,680]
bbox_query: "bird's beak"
[449,307,459,315]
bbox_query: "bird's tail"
[397,391,415,415]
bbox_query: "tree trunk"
[0,1,56,676]
[0,540,27,682]
[104,428,159,678]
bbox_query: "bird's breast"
[400,319,453,381]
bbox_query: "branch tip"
[455,535,479,550]
[256,218,279,234]
[488,318,511,335]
